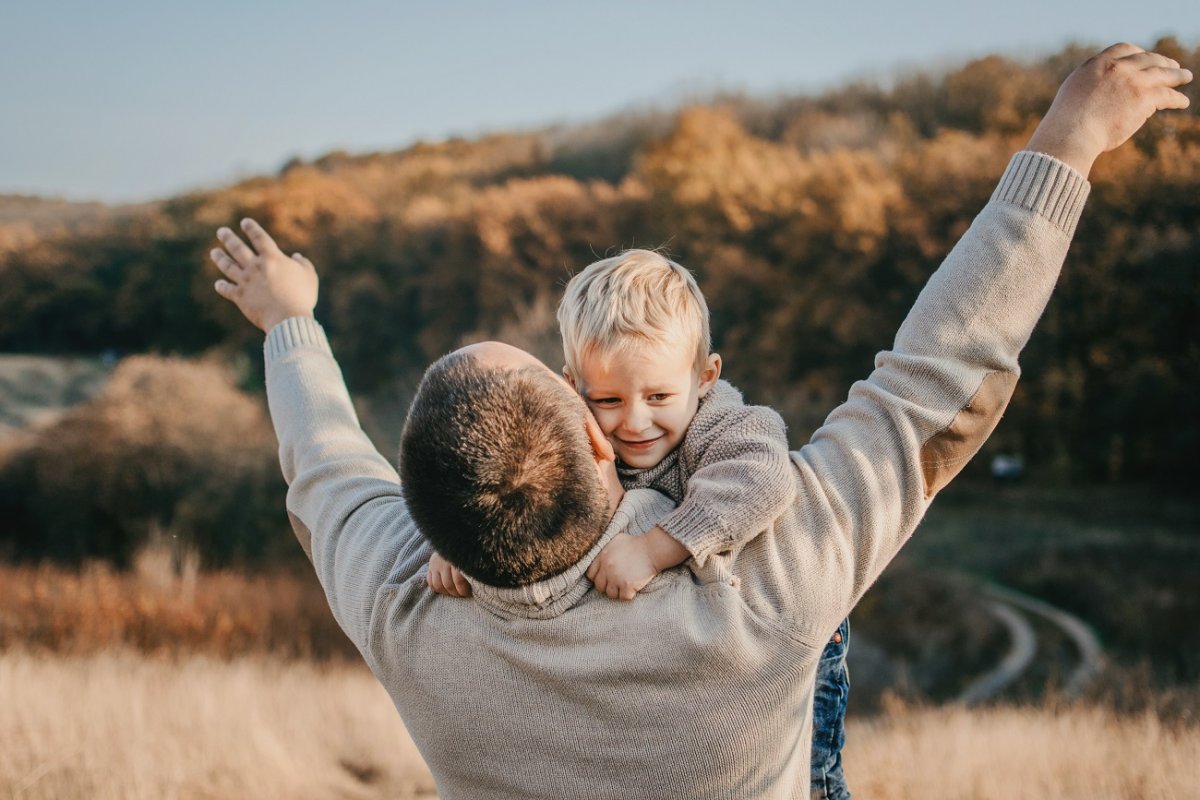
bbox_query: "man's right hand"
[211,218,319,332]
[1025,43,1192,178]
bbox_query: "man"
[210,46,1189,799]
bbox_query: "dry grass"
[0,556,355,660]
[845,699,1200,799]
[0,651,433,800]
[2,651,1197,800]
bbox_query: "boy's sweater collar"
[466,489,675,619]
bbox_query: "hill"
[0,38,1197,581]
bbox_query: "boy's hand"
[1026,43,1192,177]
[427,552,472,597]
[210,218,319,332]
[587,526,689,601]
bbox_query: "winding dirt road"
[956,582,1105,705]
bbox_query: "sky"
[1,1,1195,204]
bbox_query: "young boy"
[429,249,854,798]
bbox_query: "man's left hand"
[210,218,319,332]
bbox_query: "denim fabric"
[810,618,851,800]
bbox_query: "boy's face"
[568,340,720,469]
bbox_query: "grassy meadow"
[2,505,1198,800]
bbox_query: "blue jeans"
[810,618,851,800]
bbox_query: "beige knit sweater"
[264,151,1089,799]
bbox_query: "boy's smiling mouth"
[616,435,664,450]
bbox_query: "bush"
[0,355,288,567]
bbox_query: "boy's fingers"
[292,253,315,272]
[217,227,257,269]
[451,570,472,597]
[429,570,445,594]
[240,218,281,255]
[210,248,243,279]
[586,561,598,581]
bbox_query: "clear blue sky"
[2,0,1194,203]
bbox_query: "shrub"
[0,355,288,567]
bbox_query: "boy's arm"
[212,221,432,653]
[654,387,795,567]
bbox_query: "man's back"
[374,506,817,799]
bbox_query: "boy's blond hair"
[557,249,711,377]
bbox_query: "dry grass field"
[2,649,1197,800]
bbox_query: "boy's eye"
[648,393,672,402]
[590,397,620,406]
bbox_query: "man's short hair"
[399,352,610,587]
[557,249,711,376]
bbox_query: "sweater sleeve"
[653,383,796,567]
[263,317,432,653]
[739,151,1090,640]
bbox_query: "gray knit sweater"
[264,151,1089,799]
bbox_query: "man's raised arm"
[751,45,1191,639]
[211,220,432,653]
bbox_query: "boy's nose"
[620,405,653,435]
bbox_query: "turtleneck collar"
[466,489,676,620]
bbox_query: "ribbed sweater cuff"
[657,504,728,567]
[264,316,331,366]
[992,151,1091,238]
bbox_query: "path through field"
[956,580,1105,705]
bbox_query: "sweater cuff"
[264,316,331,367]
[992,151,1091,239]
[656,503,729,568]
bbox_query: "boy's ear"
[584,411,615,462]
[562,367,577,390]
[698,353,722,396]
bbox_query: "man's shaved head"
[399,345,611,587]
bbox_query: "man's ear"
[584,411,615,462]
[698,353,722,396]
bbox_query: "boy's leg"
[810,618,851,800]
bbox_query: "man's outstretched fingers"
[210,248,243,279]
[214,279,239,299]
[217,227,257,268]
[1156,83,1193,111]
[1101,42,1144,60]
[240,218,281,255]
[1119,50,1179,70]
[293,253,316,272]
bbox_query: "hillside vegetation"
[1,39,1196,572]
